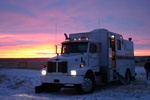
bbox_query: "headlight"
[71,70,76,76]
[41,68,47,76]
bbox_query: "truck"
[35,28,136,94]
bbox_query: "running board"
[114,72,128,85]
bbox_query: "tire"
[76,76,95,94]
[125,70,131,84]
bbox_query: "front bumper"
[41,75,84,84]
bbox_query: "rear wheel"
[125,70,131,84]
[76,75,95,94]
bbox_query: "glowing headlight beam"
[71,70,76,76]
[41,69,47,76]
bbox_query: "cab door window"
[90,43,97,53]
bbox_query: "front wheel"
[76,76,95,94]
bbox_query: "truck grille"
[47,61,67,73]
[47,62,56,72]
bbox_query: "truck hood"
[47,54,87,72]
[48,54,84,61]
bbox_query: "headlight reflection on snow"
[13,94,49,99]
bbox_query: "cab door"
[89,43,100,71]
[110,34,122,69]
[110,35,116,68]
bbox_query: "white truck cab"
[35,29,135,94]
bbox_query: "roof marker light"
[74,38,77,41]
[86,38,89,40]
[111,35,115,39]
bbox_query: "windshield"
[61,42,88,54]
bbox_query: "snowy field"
[0,66,150,100]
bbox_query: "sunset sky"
[0,0,150,58]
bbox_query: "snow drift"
[0,66,150,100]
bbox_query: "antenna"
[55,23,57,45]
[98,18,100,29]
[76,24,78,32]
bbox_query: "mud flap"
[35,83,62,93]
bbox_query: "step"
[114,72,129,85]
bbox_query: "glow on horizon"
[134,50,150,56]
[0,32,149,58]
[0,33,149,58]
[0,45,149,58]
[0,33,63,58]
[0,43,61,58]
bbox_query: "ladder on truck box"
[114,72,129,85]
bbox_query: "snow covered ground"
[0,66,150,100]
